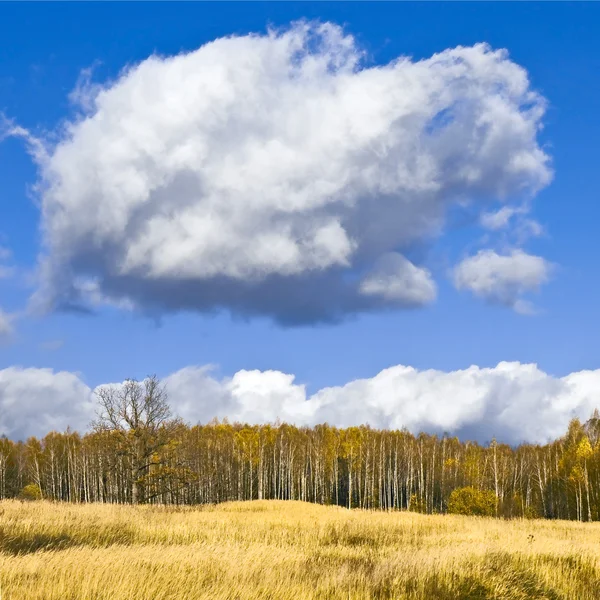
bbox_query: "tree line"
[2,376,600,521]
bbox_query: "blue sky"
[1,3,600,442]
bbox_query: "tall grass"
[0,500,599,599]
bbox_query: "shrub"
[447,486,497,517]
[19,483,42,501]
[408,493,427,513]
[523,503,539,520]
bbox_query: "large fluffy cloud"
[29,22,551,323]
[0,367,94,440]
[2,361,599,445]
[165,363,598,445]
[452,249,553,314]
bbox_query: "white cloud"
[73,277,136,311]
[515,218,544,241]
[27,22,550,324]
[452,249,552,312]
[359,252,436,306]
[164,362,600,444]
[0,367,94,440]
[68,63,104,113]
[480,206,524,230]
[2,361,597,445]
[479,205,544,249]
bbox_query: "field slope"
[0,500,599,599]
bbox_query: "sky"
[1,2,600,444]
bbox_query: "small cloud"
[359,253,436,306]
[515,218,544,242]
[68,62,104,113]
[74,278,136,311]
[513,299,537,316]
[452,249,553,314]
[480,206,525,230]
[0,115,48,165]
[480,206,544,247]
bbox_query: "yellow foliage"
[576,436,593,460]
[569,465,585,484]
[18,483,42,501]
[447,486,497,517]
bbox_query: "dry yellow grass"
[0,500,599,599]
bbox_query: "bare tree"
[92,375,180,504]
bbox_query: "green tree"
[19,483,42,501]
[448,486,497,517]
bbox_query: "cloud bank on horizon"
[22,21,553,324]
[1,362,598,445]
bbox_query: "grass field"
[0,500,599,599]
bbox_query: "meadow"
[0,500,599,600]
